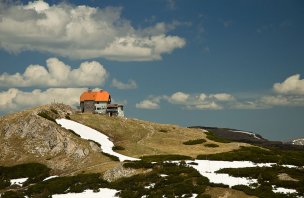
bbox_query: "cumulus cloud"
[0,1,185,61]
[136,100,160,109]
[111,78,137,90]
[210,93,235,101]
[135,96,162,109]
[273,74,304,95]
[0,58,108,87]
[192,102,223,110]
[168,92,190,104]
[0,88,85,113]
[166,92,233,110]
[137,92,234,110]
[260,95,304,107]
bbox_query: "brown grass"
[71,113,250,158]
[204,187,258,198]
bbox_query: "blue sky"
[0,0,304,141]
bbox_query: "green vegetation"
[112,145,125,151]
[116,161,210,197]
[123,161,154,169]
[217,165,304,196]
[140,154,193,162]
[204,143,219,148]
[27,173,109,197]
[37,111,56,123]
[197,146,304,166]
[232,184,297,198]
[1,191,26,198]
[0,163,50,189]
[204,131,231,143]
[1,162,211,198]
[183,139,206,145]
[196,194,212,198]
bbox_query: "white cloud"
[167,92,234,110]
[135,95,162,109]
[273,74,304,95]
[111,78,137,90]
[136,100,160,109]
[210,93,235,101]
[0,1,185,61]
[190,102,223,110]
[0,88,85,113]
[0,58,108,87]
[137,75,304,111]
[260,95,304,107]
[137,92,236,110]
[168,92,190,104]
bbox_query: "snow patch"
[10,178,28,186]
[272,185,297,194]
[56,119,139,162]
[144,183,155,189]
[52,188,119,198]
[186,160,273,187]
[232,130,261,139]
[43,175,59,181]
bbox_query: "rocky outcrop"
[0,104,107,173]
[103,164,137,182]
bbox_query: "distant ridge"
[189,126,304,151]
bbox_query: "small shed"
[107,104,124,117]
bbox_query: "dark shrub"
[205,131,231,143]
[38,111,56,123]
[112,146,125,151]
[50,108,58,114]
[101,152,120,161]
[204,143,219,148]
[183,139,206,145]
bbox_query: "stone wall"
[83,101,95,113]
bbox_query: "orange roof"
[80,90,111,102]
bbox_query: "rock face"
[0,104,107,173]
[103,164,137,182]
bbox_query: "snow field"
[186,160,274,187]
[56,119,139,162]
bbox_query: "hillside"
[0,104,118,175]
[0,104,249,175]
[1,104,304,198]
[70,113,249,158]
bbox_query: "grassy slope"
[71,113,250,158]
